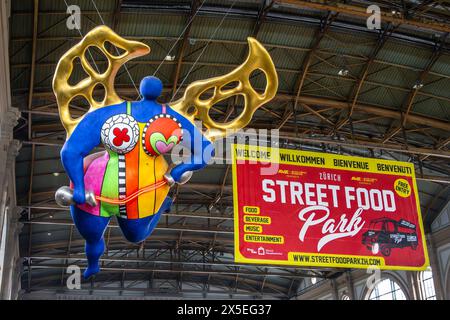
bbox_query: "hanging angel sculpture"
[53,26,278,278]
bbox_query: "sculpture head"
[140,76,163,101]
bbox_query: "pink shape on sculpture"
[155,140,175,154]
[77,152,109,215]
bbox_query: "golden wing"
[170,37,278,141]
[53,25,150,138]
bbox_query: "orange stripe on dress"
[125,144,140,218]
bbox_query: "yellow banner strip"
[287,252,385,268]
[232,144,415,177]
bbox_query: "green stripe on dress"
[127,101,131,115]
[100,150,119,217]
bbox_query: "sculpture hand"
[164,170,193,187]
[73,186,86,204]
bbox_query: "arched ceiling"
[10,0,450,299]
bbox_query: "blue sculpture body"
[61,76,214,278]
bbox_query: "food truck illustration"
[362,218,418,256]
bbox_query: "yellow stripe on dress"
[153,155,170,214]
[138,122,156,217]
[137,123,171,218]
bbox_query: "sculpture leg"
[117,196,172,243]
[70,206,111,279]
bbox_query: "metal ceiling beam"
[20,130,450,159]
[382,126,402,144]
[402,37,447,125]
[27,255,316,279]
[27,0,39,140]
[29,235,234,252]
[10,34,450,79]
[293,11,338,113]
[26,3,39,289]
[23,273,290,297]
[252,0,274,37]
[27,88,450,132]
[26,0,39,203]
[421,136,450,162]
[424,185,450,230]
[22,285,287,298]
[12,59,450,102]
[23,219,233,235]
[333,23,395,133]
[276,131,450,159]
[300,103,334,126]
[23,206,234,220]
[17,111,428,145]
[25,264,291,294]
[112,0,123,31]
[19,182,232,199]
[209,165,231,211]
[276,0,450,33]
[11,57,302,73]
[287,95,450,132]
[381,34,447,144]
[13,1,448,42]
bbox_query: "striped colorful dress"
[76,102,183,219]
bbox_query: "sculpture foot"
[83,265,100,279]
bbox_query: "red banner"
[232,144,429,270]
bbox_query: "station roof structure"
[10,0,450,299]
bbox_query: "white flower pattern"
[101,114,139,154]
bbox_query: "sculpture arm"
[167,114,215,185]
